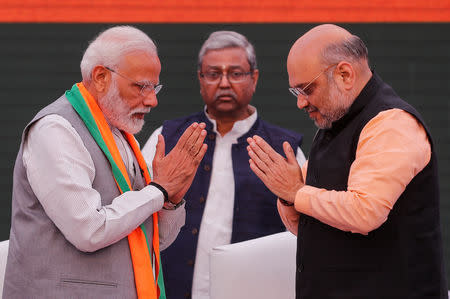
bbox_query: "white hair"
[198,31,257,71]
[80,26,157,82]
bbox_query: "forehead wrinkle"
[205,64,246,70]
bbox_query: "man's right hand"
[152,122,208,204]
[247,135,304,204]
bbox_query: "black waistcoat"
[160,111,303,299]
[296,73,447,299]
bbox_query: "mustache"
[214,90,237,101]
[130,107,151,115]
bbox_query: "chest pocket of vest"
[60,277,118,288]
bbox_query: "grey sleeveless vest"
[3,95,151,298]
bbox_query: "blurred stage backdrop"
[0,0,449,283]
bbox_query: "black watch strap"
[149,182,185,210]
[149,182,169,202]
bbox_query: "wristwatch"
[163,198,186,210]
[279,198,294,206]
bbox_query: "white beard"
[98,80,150,134]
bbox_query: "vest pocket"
[60,277,118,288]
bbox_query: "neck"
[357,69,373,93]
[82,81,100,104]
[208,106,253,136]
[81,80,117,130]
[352,65,373,100]
[215,118,236,136]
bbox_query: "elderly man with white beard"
[3,26,207,299]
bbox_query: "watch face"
[163,199,186,210]
[163,201,176,210]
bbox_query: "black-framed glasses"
[199,70,253,84]
[105,66,163,96]
[289,63,338,98]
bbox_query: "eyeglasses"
[105,66,163,96]
[199,70,253,84]
[289,63,338,98]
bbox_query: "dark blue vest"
[296,73,447,298]
[161,111,303,299]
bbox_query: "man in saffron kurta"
[247,24,447,298]
[3,26,207,299]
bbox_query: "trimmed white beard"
[98,79,150,134]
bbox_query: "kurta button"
[192,228,198,235]
[204,164,211,171]
[187,259,194,266]
[208,134,215,140]
[199,196,205,203]
[298,264,304,272]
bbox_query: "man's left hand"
[247,135,304,204]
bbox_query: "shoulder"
[24,94,76,141]
[257,118,303,142]
[163,111,205,128]
[252,117,303,154]
[366,109,426,134]
[361,108,430,153]
[24,114,87,167]
[161,111,206,137]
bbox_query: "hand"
[247,135,304,204]
[152,122,208,204]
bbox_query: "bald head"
[288,24,368,76]
[287,24,371,90]
[289,24,351,65]
[287,24,372,129]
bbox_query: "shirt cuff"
[294,185,316,216]
[141,184,165,210]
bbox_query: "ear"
[91,65,111,94]
[250,69,259,91]
[333,61,355,91]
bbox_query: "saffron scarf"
[65,82,166,299]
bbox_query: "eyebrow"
[294,82,317,92]
[294,82,308,88]
[205,65,245,70]
[135,79,159,86]
[294,82,310,88]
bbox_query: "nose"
[143,91,158,108]
[297,94,308,110]
[219,73,231,88]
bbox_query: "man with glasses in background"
[247,24,447,298]
[4,26,208,298]
[142,31,306,299]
